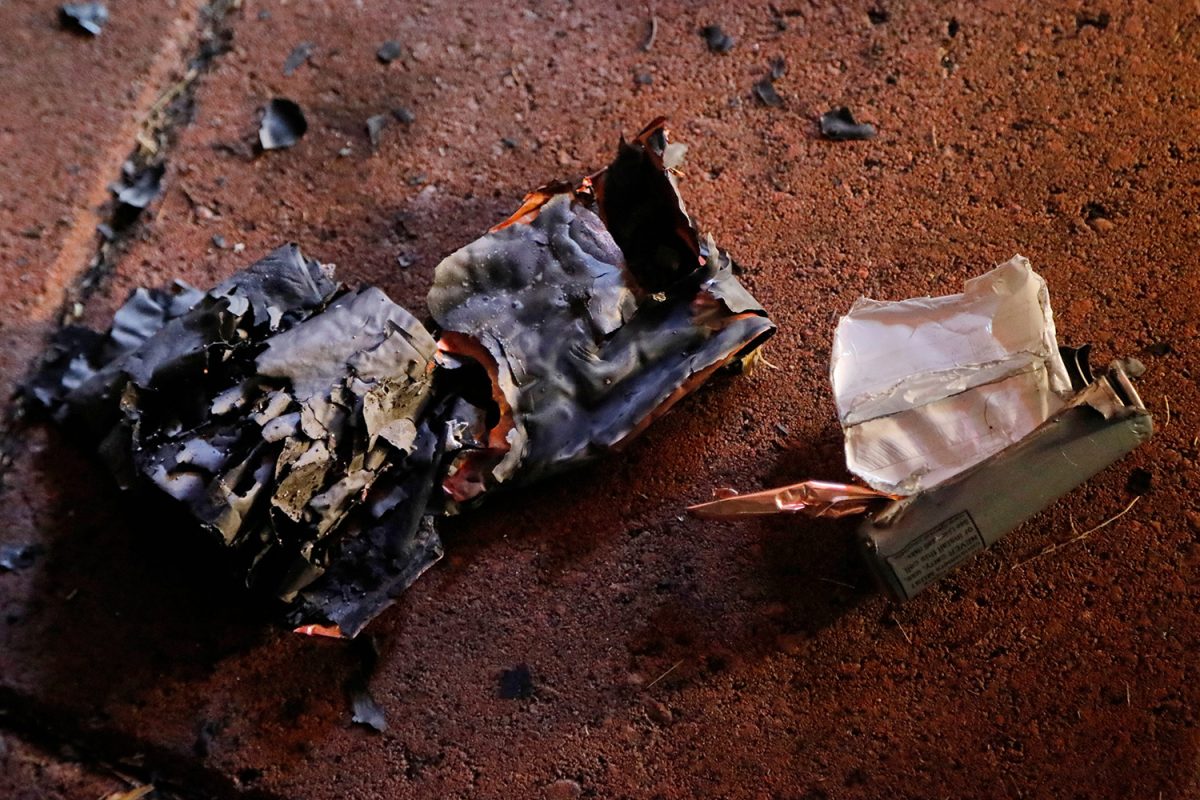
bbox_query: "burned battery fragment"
[28,245,446,637]
[29,119,776,637]
[860,361,1152,600]
[429,118,776,502]
[689,255,1152,601]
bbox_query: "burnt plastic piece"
[430,118,776,503]
[260,99,308,150]
[819,107,877,141]
[28,245,445,637]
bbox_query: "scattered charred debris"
[259,98,308,150]
[819,107,877,141]
[1145,341,1172,357]
[1076,10,1111,31]
[691,257,1153,600]
[29,119,775,638]
[59,2,108,36]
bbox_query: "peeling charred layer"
[592,119,700,293]
[436,332,517,503]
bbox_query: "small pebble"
[546,779,582,800]
[646,700,672,725]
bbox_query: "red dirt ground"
[1,1,1198,798]
[0,733,128,800]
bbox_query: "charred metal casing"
[858,363,1152,601]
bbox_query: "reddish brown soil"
[2,1,1198,798]
[0,733,128,800]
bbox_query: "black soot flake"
[366,114,389,148]
[112,161,165,214]
[351,689,387,732]
[753,78,782,107]
[0,544,43,572]
[283,41,315,76]
[498,664,534,699]
[376,40,403,63]
[259,98,308,150]
[1076,11,1111,31]
[819,107,877,141]
[348,636,387,732]
[1126,467,1152,496]
[1145,341,1172,357]
[701,25,735,53]
[59,2,108,36]
[752,60,786,107]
